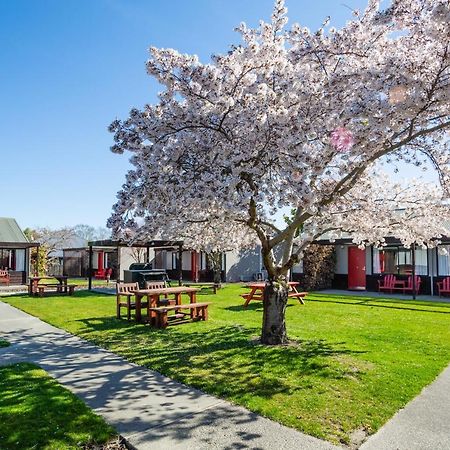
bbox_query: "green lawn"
[0,363,115,450]
[68,278,113,287]
[3,286,450,445]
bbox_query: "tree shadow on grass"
[310,294,450,315]
[225,303,263,312]
[224,303,297,312]
[76,317,366,401]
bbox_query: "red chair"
[377,274,396,293]
[94,268,106,279]
[404,276,421,295]
[437,277,450,297]
[0,269,10,286]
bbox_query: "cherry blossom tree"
[109,0,450,344]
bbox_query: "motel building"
[0,217,38,285]
[318,235,450,296]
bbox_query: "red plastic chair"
[377,274,396,293]
[404,276,421,295]
[94,269,106,279]
[436,277,450,297]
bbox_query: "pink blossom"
[389,85,409,105]
[331,127,355,152]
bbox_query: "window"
[438,245,450,276]
[199,252,207,270]
[171,252,178,270]
[415,249,428,275]
[373,247,428,275]
[0,249,11,270]
[15,249,25,271]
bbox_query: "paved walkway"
[320,289,450,304]
[1,301,449,449]
[0,301,339,450]
[360,363,450,450]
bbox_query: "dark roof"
[0,242,39,249]
[314,236,450,246]
[63,246,117,252]
[0,217,28,243]
[87,239,183,248]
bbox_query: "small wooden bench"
[148,302,211,328]
[37,284,77,297]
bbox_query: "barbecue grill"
[123,263,170,288]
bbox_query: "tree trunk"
[261,278,289,345]
[213,268,222,287]
[209,251,222,288]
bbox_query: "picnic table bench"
[29,276,69,296]
[148,302,211,328]
[241,282,307,308]
[132,286,201,323]
[36,283,77,297]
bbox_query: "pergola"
[86,239,184,290]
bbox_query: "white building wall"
[225,245,304,280]
[225,247,260,282]
[224,250,241,282]
[119,247,137,281]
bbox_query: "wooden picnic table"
[133,286,200,323]
[29,276,69,296]
[241,281,307,308]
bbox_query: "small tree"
[73,224,111,242]
[108,0,450,344]
[24,227,76,276]
[130,247,147,263]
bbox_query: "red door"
[191,251,199,282]
[348,247,366,290]
[97,252,104,271]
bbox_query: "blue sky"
[1,0,386,230]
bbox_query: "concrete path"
[320,289,450,304]
[0,301,339,450]
[360,363,450,450]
